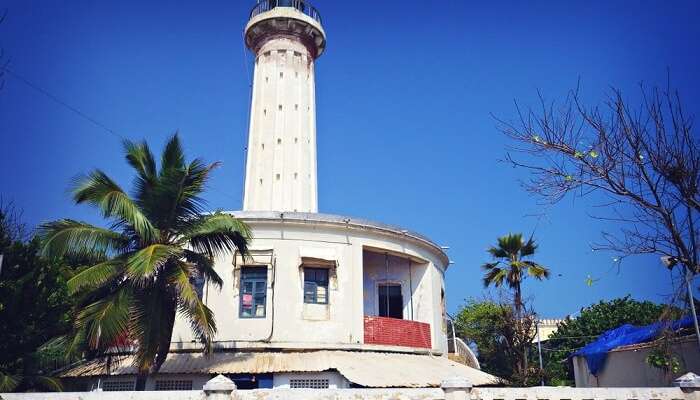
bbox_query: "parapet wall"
[2,380,699,400]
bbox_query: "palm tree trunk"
[152,307,177,373]
[135,373,148,391]
[513,283,528,376]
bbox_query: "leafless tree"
[496,82,699,277]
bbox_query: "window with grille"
[240,267,267,318]
[102,380,135,391]
[289,378,329,389]
[378,283,403,319]
[155,380,193,391]
[303,267,328,304]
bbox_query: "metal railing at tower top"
[250,0,322,24]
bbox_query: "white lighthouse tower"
[242,2,326,212]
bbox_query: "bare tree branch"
[497,82,699,274]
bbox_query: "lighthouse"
[242,1,326,212]
[62,1,494,391]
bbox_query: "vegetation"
[454,299,514,379]
[479,233,550,384]
[481,233,550,315]
[542,296,676,385]
[498,84,698,278]
[455,297,541,386]
[0,205,72,392]
[38,135,251,390]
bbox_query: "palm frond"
[482,266,507,288]
[487,246,510,259]
[71,170,157,242]
[523,261,550,280]
[0,371,20,392]
[168,262,217,352]
[67,258,125,295]
[520,235,538,257]
[125,244,181,286]
[149,161,213,229]
[183,213,250,260]
[160,134,185,172]
[481,261,500,271]
[184,249,223,289]
[75,289,132,351]
[38,220,128,260]
[123,139,157,182]
[32,376,64,392]
[496,233,524,256]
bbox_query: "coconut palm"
[481,233,549,315]
[38,134,250,390]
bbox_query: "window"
[102,380,135,391]
[240,267,267,318]
[155,380,192,391]
[290,378,329,389]
[190,275,204,300]
[225,373,273,389]
[303,267,328,304]
[378,284,403,319]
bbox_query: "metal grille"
[289,378,329,389]
[155,380,193,391]
[102,380,135,391]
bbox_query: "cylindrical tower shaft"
[242,2,326,213]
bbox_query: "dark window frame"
[303,267,329,304]
[239,267,268,318]
[378,283,403,319]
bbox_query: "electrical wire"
[3,65,243,203]
[3,66,124,140]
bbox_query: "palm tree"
[481,233,549,316]
[38,135,250,390]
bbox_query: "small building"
[573,335,700,387]
[572,316,698,388]
[60,0,496,391]
[534,319,563,343]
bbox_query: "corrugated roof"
[61,350,499,388]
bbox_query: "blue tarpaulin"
[571,316,694,376]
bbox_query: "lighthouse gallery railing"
[250,0,322,24]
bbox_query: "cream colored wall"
[243,37,318,213]
[573,337,700,387]
[171,218,448,354]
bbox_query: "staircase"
[448,336,480,369]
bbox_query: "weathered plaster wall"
[170,216,449,354]
[243,37,318,213]
[573,336,700,387]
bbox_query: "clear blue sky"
[1,1,699,317]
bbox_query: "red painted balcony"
[363,316,431,349]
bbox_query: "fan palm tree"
[481,233,549,316]
[38,134,250,390]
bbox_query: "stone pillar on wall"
[203,374,237,400]
[441,376,472,400]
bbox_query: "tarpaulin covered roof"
[61,350,499,387]
[571,316,694,376]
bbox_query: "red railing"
[363,316,431,349]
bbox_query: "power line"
[3,65,242,204]
[3,66,124,140]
